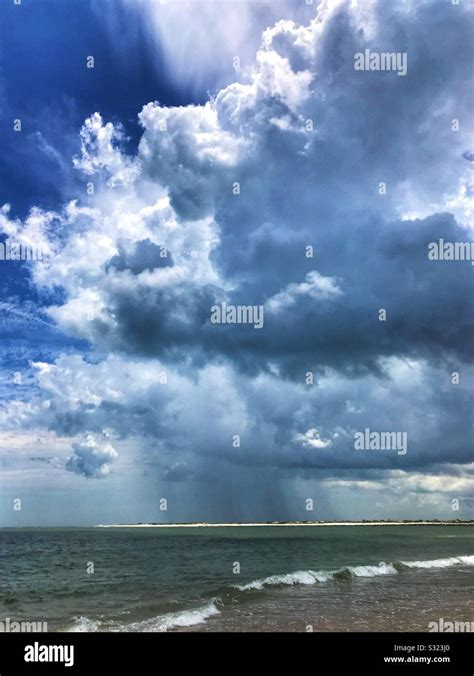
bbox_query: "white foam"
[67,616,101,632]
[66,601,220,633]
[116,600,221,632]
[236,569,333,591]
[235,554,474,591]
[236,562,398,590]
[400,555,474,569]
[347,562,398,577]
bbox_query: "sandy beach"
[97,520,474,528]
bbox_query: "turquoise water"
[1,525,473,631]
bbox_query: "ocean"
[1,525,473,632]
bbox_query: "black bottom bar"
[0,632,472,675]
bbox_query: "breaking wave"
[67,616,102,632]
[66,601,220,633]
[66,555,473,631]
[397,555,474,569]
[235,555,474,591]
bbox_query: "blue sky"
[0,0,473,526]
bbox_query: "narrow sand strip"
[96,521,473,528]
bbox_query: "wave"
[66,600,220,633]
[117,600,221,632]
[67,616,102,632]
[236,561,398,591]
[66,554,473,631]
[397,555,474,569]
[236,569,333,591]
[344,562,398,577]
[236,555,474,591]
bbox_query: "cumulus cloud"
[295,428,333,449]
[66,432,118,479]
[73,112,139,187]
[0,0,472,520]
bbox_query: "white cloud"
[73,112,139,187]
[266,271,342,311]
[66,432,118,479]
[325,471,474,496]
[296,428,333,449]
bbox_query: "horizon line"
[2,519,473,529]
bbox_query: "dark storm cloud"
[95,212,473,380]
[107,239,174,275]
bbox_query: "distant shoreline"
[96,520,474,528]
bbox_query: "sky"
[0,0,473,526]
